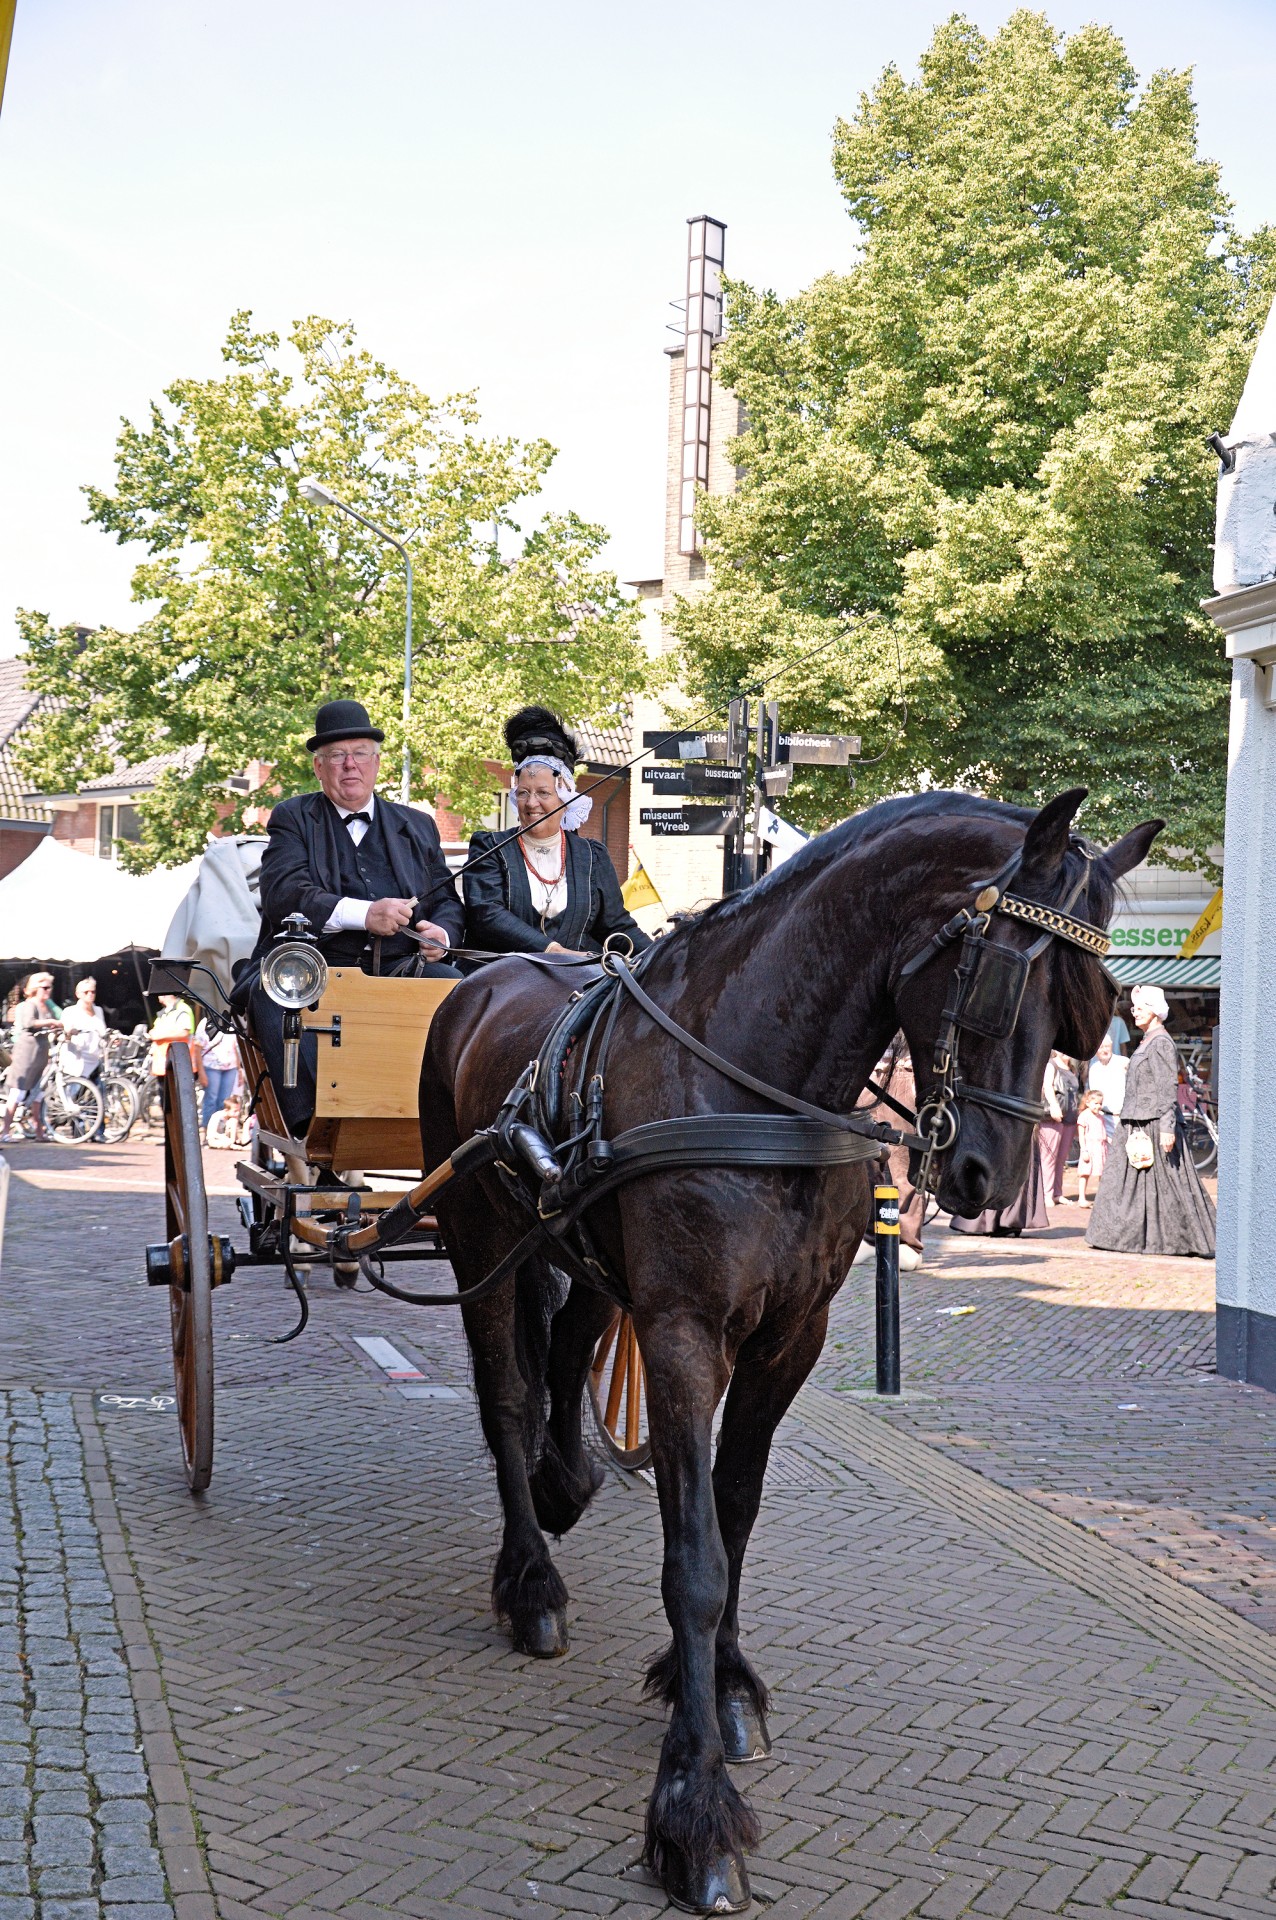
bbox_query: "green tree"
[17,313,646,868]
[674,11,1275,867]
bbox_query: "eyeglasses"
[317,747,379,767]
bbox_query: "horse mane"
[654,788,1118,1055]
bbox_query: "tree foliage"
[674,11,1275,868]
[17,313,646,868]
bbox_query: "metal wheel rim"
[163,1048,214,1492]
[587,1310,652,1470]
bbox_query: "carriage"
[145,934,650,1493]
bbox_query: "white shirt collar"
[337,795,375,824]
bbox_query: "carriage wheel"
[587,1311,652,1470]
[163,1047,214,1492]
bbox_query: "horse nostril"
[955,1154,993,1210]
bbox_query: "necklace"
[519,830,567,931]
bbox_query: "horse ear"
[1017,787,1088,888]
[1102,818,1165,881]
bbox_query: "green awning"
[1107,955,1221,988]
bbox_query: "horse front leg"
[712,1304,831,1760]
[641,1320,758,1915]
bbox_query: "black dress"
[463,831,651,956]
[1085,1028,1215,1257]
[950,1129,1049,1237]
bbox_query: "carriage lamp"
[260,942,329,1088]
[260,941,328,1011]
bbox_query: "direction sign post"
[640,708,861,897]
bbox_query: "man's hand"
[413,918,452,961]
[366,897,415,937]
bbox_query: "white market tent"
[0,836,202,963]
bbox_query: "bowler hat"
[306,699,385,753]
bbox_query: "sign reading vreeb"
[642,766,741,797]
[640,806,735,837]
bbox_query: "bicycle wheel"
[100,1074,139,1144]
[48,1076,104,1145]
[141,1077,165,1130]
[1183,1112,1218,1176]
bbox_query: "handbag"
[1125,1126,1155,1171]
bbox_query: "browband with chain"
[990,890,1112,958]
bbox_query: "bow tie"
[342,809,372,828]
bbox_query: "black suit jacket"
[463,830,652,956]
[255,790,464,957]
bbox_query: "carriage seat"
[300,968,457,1172]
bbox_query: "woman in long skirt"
[1086,984,1215,1258]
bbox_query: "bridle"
[892,847,1114,1195]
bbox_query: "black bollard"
[874,1182,901,1396]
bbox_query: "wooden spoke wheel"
[163,1046,214,1492]
[587,1310,651,1470]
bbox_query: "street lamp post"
[298,478,414,803]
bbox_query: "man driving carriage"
[247,699,463,1133]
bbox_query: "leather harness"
[348,843,1114,1309]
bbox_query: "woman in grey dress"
[0,972,59,1143]
[1085,984,1215,1257]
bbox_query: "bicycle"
[1176,1045,1218,1176]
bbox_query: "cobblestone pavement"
[3,1140,1276,1918]
[1,1390,173,1919]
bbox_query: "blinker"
[960,938,1031,1039]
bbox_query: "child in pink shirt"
[1075,1087,1109,1204]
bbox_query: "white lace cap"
[512,754,593,831]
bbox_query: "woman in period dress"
[0,972,60,1143]
[1086,984,1215,1257]
[463,707,652,959]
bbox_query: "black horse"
[420,788,1160,1913]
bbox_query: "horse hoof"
[718,1690,772,1763]
[512,1609,569,1658]
[664,1846,750,1914]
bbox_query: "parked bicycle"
[1176,1043,1218,1176]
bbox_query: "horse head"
[892,788,1163,1218]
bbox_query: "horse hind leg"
[528,1277,613,1537]
[450,1227,571,1658]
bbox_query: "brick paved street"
[3,1140,1276,1917]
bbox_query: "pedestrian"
[1086,1033,1127,1143]
[1085,984,1216,1257]
[60,978,107,1088]
[147,994,194,1077]
[1106,1009,1131,1056]
[0,973,61,1143]
[1074,1088,1108,1206]
[1038,1049,1080,1207]
[195,1017,240,1143]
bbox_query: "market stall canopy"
[1107,955,1221,989]
[0,836,201,963]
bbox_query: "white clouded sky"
[1,0,1273,653]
